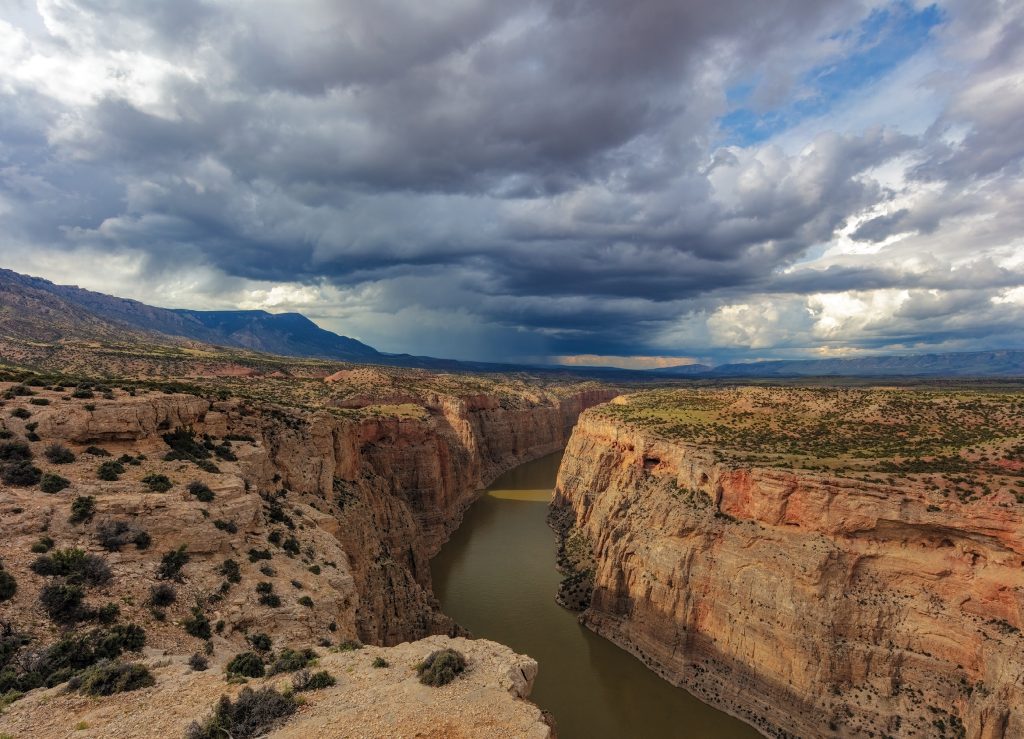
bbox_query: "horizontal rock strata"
[553,411,1024,738]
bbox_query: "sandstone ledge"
[0,636,551,739]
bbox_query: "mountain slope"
[0,268,380,362]
[0,268,205,371]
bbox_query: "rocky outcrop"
[24,384,613,646]
[553,412,1024,739]
[0,636,551,739]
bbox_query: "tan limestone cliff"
[553,411,1024,739]
[3,382,612,649]
[0,379,611,736]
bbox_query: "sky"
[0,0,1022,367]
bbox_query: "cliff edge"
[553,387,1024,739]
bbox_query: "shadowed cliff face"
[553,412,1024,739]
[24,385,615,647]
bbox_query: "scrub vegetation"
[596,387,1024,502]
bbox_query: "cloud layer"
[1,0,1022,362]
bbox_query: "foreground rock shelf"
[0,636,551,738]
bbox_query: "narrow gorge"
[0,378,615,737]
[30,385,615,645]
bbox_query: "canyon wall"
[553,412,1024,739]
[31,385,613,646]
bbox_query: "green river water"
[431,451,762,739]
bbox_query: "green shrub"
[29,398,49,406]
[297,596,313,608]
[84,445,110,457]
[183,607,212,640]
[157,545,189,580]
[71,661,154,696]
[31,548,111,586]
[188,653,209,671]
[39,582,86,623]
[10,408,31,420]
[0,624,146,693]
[247,548,271,563]
[96,602,120,624]
[292,669,335,692]
[1,461,41,486]
[44,443,75,464]
[30,536,54,553]
[71,389,94,399]
[149,583,176,607]
[416,648,466,687]
[40,472,70,493]
[212,519,237,534]
[188,481,214,502]
[267,648,315,675]
[68,495,96,523]
[225,651,265,678]
[219,559,241,584]
[97,461,124,481]
[0,570,16,602]
[186,686,296,739]
[372,656,388,668]
[96,520,149,551]
[142,473,172,493]
[163,428,212,465]
[247,633,272,653]
[256,582,280,608]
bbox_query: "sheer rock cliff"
[553,411,1024,739]
[16,385,614,647]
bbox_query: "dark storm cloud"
[1,0,1023,361]
[851,209,911,242]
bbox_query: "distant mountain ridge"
[1,267,1021,377]
[655,350,1024,377]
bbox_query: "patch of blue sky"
[718,1,943,147]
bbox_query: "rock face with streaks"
[1,378,612,737]
[553,411,1024,739]
[9,383,614,648]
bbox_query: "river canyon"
[432,451,760,738]
[3,378,1024,738]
